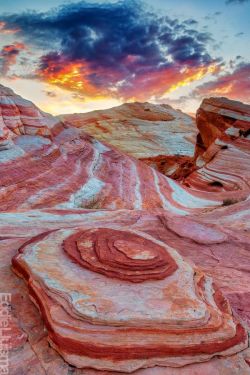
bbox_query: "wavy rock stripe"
[185,137,250,194]
[0,97,220,213]
[196,97,250,150]
[0,84,56,140]
[12,226,248,372]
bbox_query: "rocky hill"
[59,102,197,179]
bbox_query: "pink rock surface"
[0,84,56,139]
[0,209,249,374]
[0,87,249,374]
[0,85,222,214]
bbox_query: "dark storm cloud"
[1,1,215,70]
[0,1,219,99]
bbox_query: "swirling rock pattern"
[63,228,178,282]
[59,102,197,178]
[12,226,247,372]
[0,86,249,374]
[0,85,220,213]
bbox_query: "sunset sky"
[0,0,249,115]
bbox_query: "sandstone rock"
[0,84,56,139]
[0,85,221,213]
[0,86,249,374]
[184,98,250,204]
[59,102,197,178]
[11,224,248,372]
[196,97,250,151]
[0,209,248,374]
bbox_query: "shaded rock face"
[184,97,250,198]
[0,86,249,374]
[196,97,250,151]
[59,102,197,179]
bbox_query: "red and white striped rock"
[0,86,221,213]
[0,86,249,374]
[196,97,250,151]
[59,102,197,178]
[12,223,247,372]
[0,128,220,213]
[0,208,249,374]
[184,98,250,204]
[0,84,56,139]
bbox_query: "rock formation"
[1,208,249,374]
[0,86,249,374]
[0,86,222,213]
[196,97,250,151]
[184,97,250,200]
[11,224,248,372]
[59,102,197,178]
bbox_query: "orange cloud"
[0,21,20,35]
[118,63,220,101]
[37,56,120,99]
[37,54,219,102]
[195,63,250,103]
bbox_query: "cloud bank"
[0,0,219,100]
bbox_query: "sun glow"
[39,61,108,99]
[165,64,219,94]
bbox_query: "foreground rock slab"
[11,218,248,372]
[0,208,249,374]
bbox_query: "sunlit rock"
[59,102,197,178]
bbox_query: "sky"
[0,0,249,115]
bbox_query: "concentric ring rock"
[12,226,248,373]
[63,228,178,282]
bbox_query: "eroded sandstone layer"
[184,97,250,198]
[11,223,248,372]
[0,86,225,214]
[0,84,54,141]
[0,208,249,374]
[0,86,249,374]
[59,102,197,178]
[196,97,250,151]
